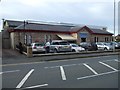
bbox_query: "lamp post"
[114,0,115,39]
[113,0,116,51]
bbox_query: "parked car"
[31,43,46,53]
[49,40,72,53]
[70,43,85,52]
[110,42,120,49]
[79,42,98,51]
[96,42,114,50]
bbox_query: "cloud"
[0,0,119,35]
[18,0,48,7]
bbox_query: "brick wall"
[13,32,60,48]
[11,30,113,49]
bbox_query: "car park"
[48,40,72,53]
[79,42,98,51]
[96,42,114,51]
[70,43,85,52]
[31,43,46,53]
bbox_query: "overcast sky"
[0,0,120,35]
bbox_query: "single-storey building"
[2,20,113,49]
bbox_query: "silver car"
[31,43,46,53]
[49,40,72,53]
[96,42,114,50]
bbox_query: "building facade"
[2,20,113,49]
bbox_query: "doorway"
[81,38,86,42]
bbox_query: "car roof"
[51,40,68,42]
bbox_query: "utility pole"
[114,0,116,39]
[113,0,116,51]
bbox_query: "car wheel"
[104,47,108,51]
[54,49,58,53]
[72,49,76,52]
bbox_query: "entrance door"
[81,38,86,42]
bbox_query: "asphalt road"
[1,55,119,89]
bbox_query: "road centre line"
[44,59,117,69]
[21,84,48,89]
[0,70,20,74]
[104,59,118,62]
[83,63,98,75]
[16,69,34,88]
[44,64,78,69]
[44,66,60,69]
[60,66,67,81]
[99,61,118,71]
[77,70,119,80]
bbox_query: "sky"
[0,0,120,35]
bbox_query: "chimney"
[102,27,106,31]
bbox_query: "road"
[1,55,119,89]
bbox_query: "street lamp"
[114,0,116,38]
[113,0,116,51]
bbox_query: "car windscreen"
[35,43,44,46]
[71,44,78,47]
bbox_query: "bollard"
[27,46,33,57]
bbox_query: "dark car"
[110,42,120,49]
[79,42,98,51]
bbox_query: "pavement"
[1,49,120,65]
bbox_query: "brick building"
[2,20,113,49]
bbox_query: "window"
[51,42,59,45]
[28,35,32,44]
[45,35,48,43]
[24,35,27,45]
[105,37,109,42]
[59,42,69,45]
[94,37,98,42]
[105,37,106,42]
[107,37,109,42]
[97,37,98,42]
[49,35,52,43]
[94,37,96,42]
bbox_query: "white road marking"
[60,66,67,81]
[44,59,118,69]
[44,64,77,69]
[83,63,98,75]
[23,84,48,89]
[77,70,119,80]
[44,66,60,69]
[99,61,118,71]
[0,70,20,74]
[62,64,77,67]
[16,69,34,88]
[114,59,120,62]
[104,59,117,62]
